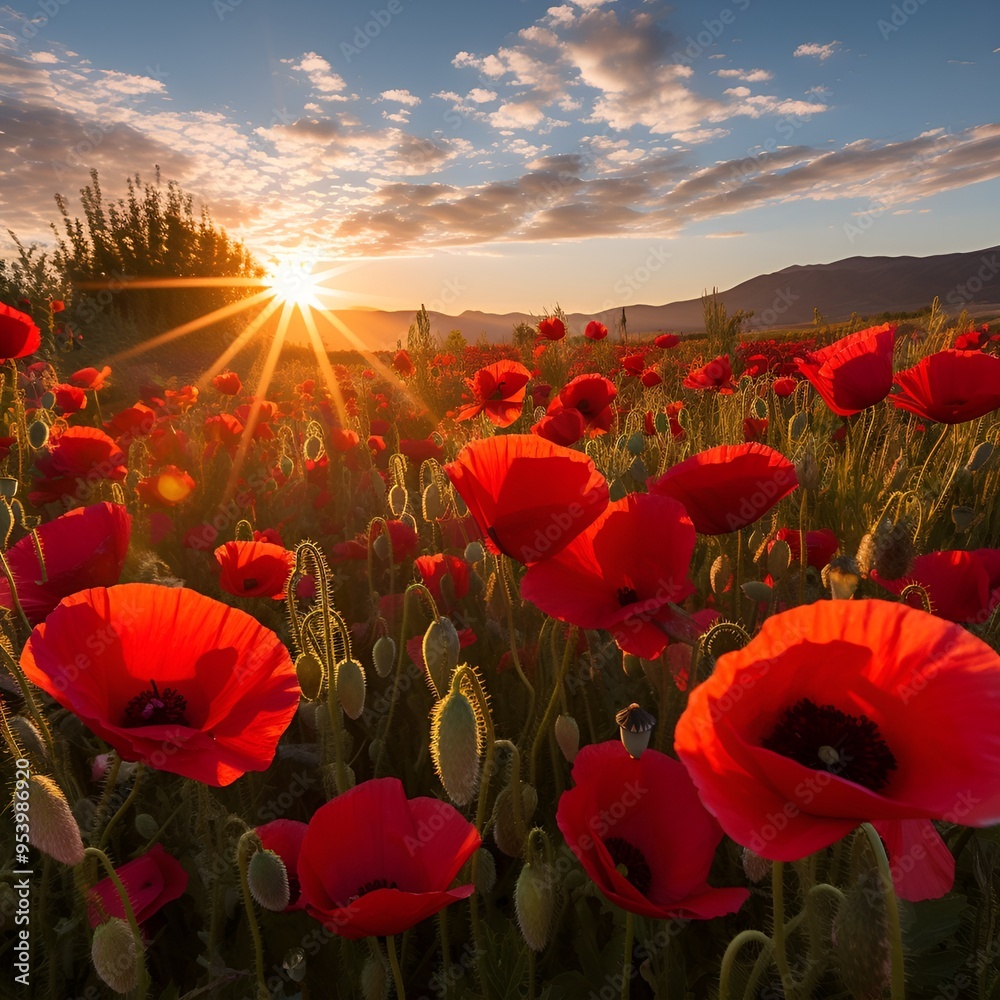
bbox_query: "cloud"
[793,42,840,60]
[380,88,420,106]
[705,231,746,238]
[714,68,773,81]
[284,52,348,99]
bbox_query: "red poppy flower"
[770,527,839,570]
[871,549,1000,624]
[256,819,308,910]
[890,350,1000,424]
[0,502,131,625]
[795,323,896,416]
[212,370,242,395]
[399,436,445,464]
[415,553,470,608]
[51,383,87,414]
[556,741,749,920]
[648,443,798,534]
[105,403,157,446]
[21,584,300,786]
[537,316,566,341]
[445,434,609,564]
[772,376,798,397]
[640,367,662,388]
[457,360,532,427]
[683,354,734,393]
[584,320,608,340]
[215,540,294,600]
[50,299,65,313]
[675,600,1000,893]
[545,374,616,436]
[370,519,420,562]
[298,777,480,939]
[666,401,685,440]
[87,844,188,928]
[0,303,41,360]
[531,407,587,447]
[136,466,195,507]
[531,383,552,407]
[742,416,768,442]
[70,366,111,390]
[655,333,680,349]
[622,353,646,376]
[393,350,415,377]
[521,493,695,659]
[31,427,127,506]
[164,385,199,412]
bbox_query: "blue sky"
[1,0,998,315]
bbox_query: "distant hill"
[316,245,1000,349]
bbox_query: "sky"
[1,0,998,317]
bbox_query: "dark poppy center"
[352,878,397,901]
[761,698,897,792]
[604,837,652,896]
[577,399,591,414]
[243,577,259,591]
[122,680,190,728]
[617,586,638,606]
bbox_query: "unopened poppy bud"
[493,783,538,857]
[27,774,84,865]
[464,541,485,563]
[872,518,915,580]
[474,846,497,895]
[823,556,861,600]
[134,813,159,840]
[554,714,580,763]
[515,861,555,951]
[616,704,655,759]
[767,539,791,580]
[422,482,444,521]
[430,685,482,806]
[388,484,407,517]
[372,635,396,678]
[966,441,993,472]
[795,446,821,491]
[951,505,975,531]
[92,918,138,994]
[336,657,367,720]
[8,714,46,760]
[279,454,294,479]
[855,533,875,577]
[423,617,460,698]
[369,468,386,501]
[741,847,772,883]
[373,532,391,560]
[283,947,307,983]
[361,955,388,1000]
[710,554,732,595]
[248,848,290,911]
[295,651,325,701]
[741,580,773,603]
[833,872,891,1000]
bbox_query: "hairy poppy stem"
[89,752,122,845]
[98,762,144,852]
[83,847,150,999]
[376,587,414,778]
[236,831,270,1000]
[386,934,406,999]
[620,909,634,1000]
[860,823,905,1000]
[718,929,771,1000]
[501,556,535,745]
[495,740,525,853]
[771,862,799,1000]
[529,625,575,787]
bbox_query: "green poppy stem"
[620,909,635,1000]
[387,934,406,998]
[771,862,799,1000]
[860,822,905,1000]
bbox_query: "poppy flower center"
[761,698,897,792]
[122,680,190,728]
[577,399,591,413]
[243,577,259,591]
[617,586,638,606]
[348,878,398,904]
[604,837,652,896]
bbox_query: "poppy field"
[3,295,1000,1000]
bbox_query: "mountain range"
[319,245,1000,349]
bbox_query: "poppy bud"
[966,441,993,472]
[872,518,915,580]
[388,484,407,517]
[710,554,732,595]
[283,947,307,983]
[951,505,975,531]
[741,580,773,603]
[279,454,294,479]
[369,468,386,501]
[361,955,388,1000]
[422,482,444,521]
[423,617,460,698]
[296,651,325,701]
[823,556,861,600]
[372,635,396,678]
[554,714,580,763]
[92,918,138,994]
[741,847,772,883]
[795,445,821,491]
[473,846,497,895]
[855,533,875,577]
[832,872,891,1000]
[27,774,84,865]
[248,848,291,911]
[8,714,46,760]
[767,539,791,580]
[336,657,367,720]
[515,860,555,951]
[430,685,482,806]
[464,541,485,563]
[373,532,391,560]
[134,813,159,840]
[493,783,537,857]
[616,704,655,759]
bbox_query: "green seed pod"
[464,541,485,563]
[248,849,290,911]
[336,658,367,720]
[0,477,18,498]
[92,918,138,994]
[823,555,861,600]
[616,704,655,759]
[423,617,460,698]
[28,774,84,865]
[388,484,407,516]
[430,686,482,806]
[515,861,555,952]
[554,714,580,763]
[422,482,444,521]
[295,651,325,701]
[27,420,49,449]
[372,635,396,678]
[279,454,294,479]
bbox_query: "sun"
[265,259,327,310]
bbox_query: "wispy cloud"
[793,42,840,60]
